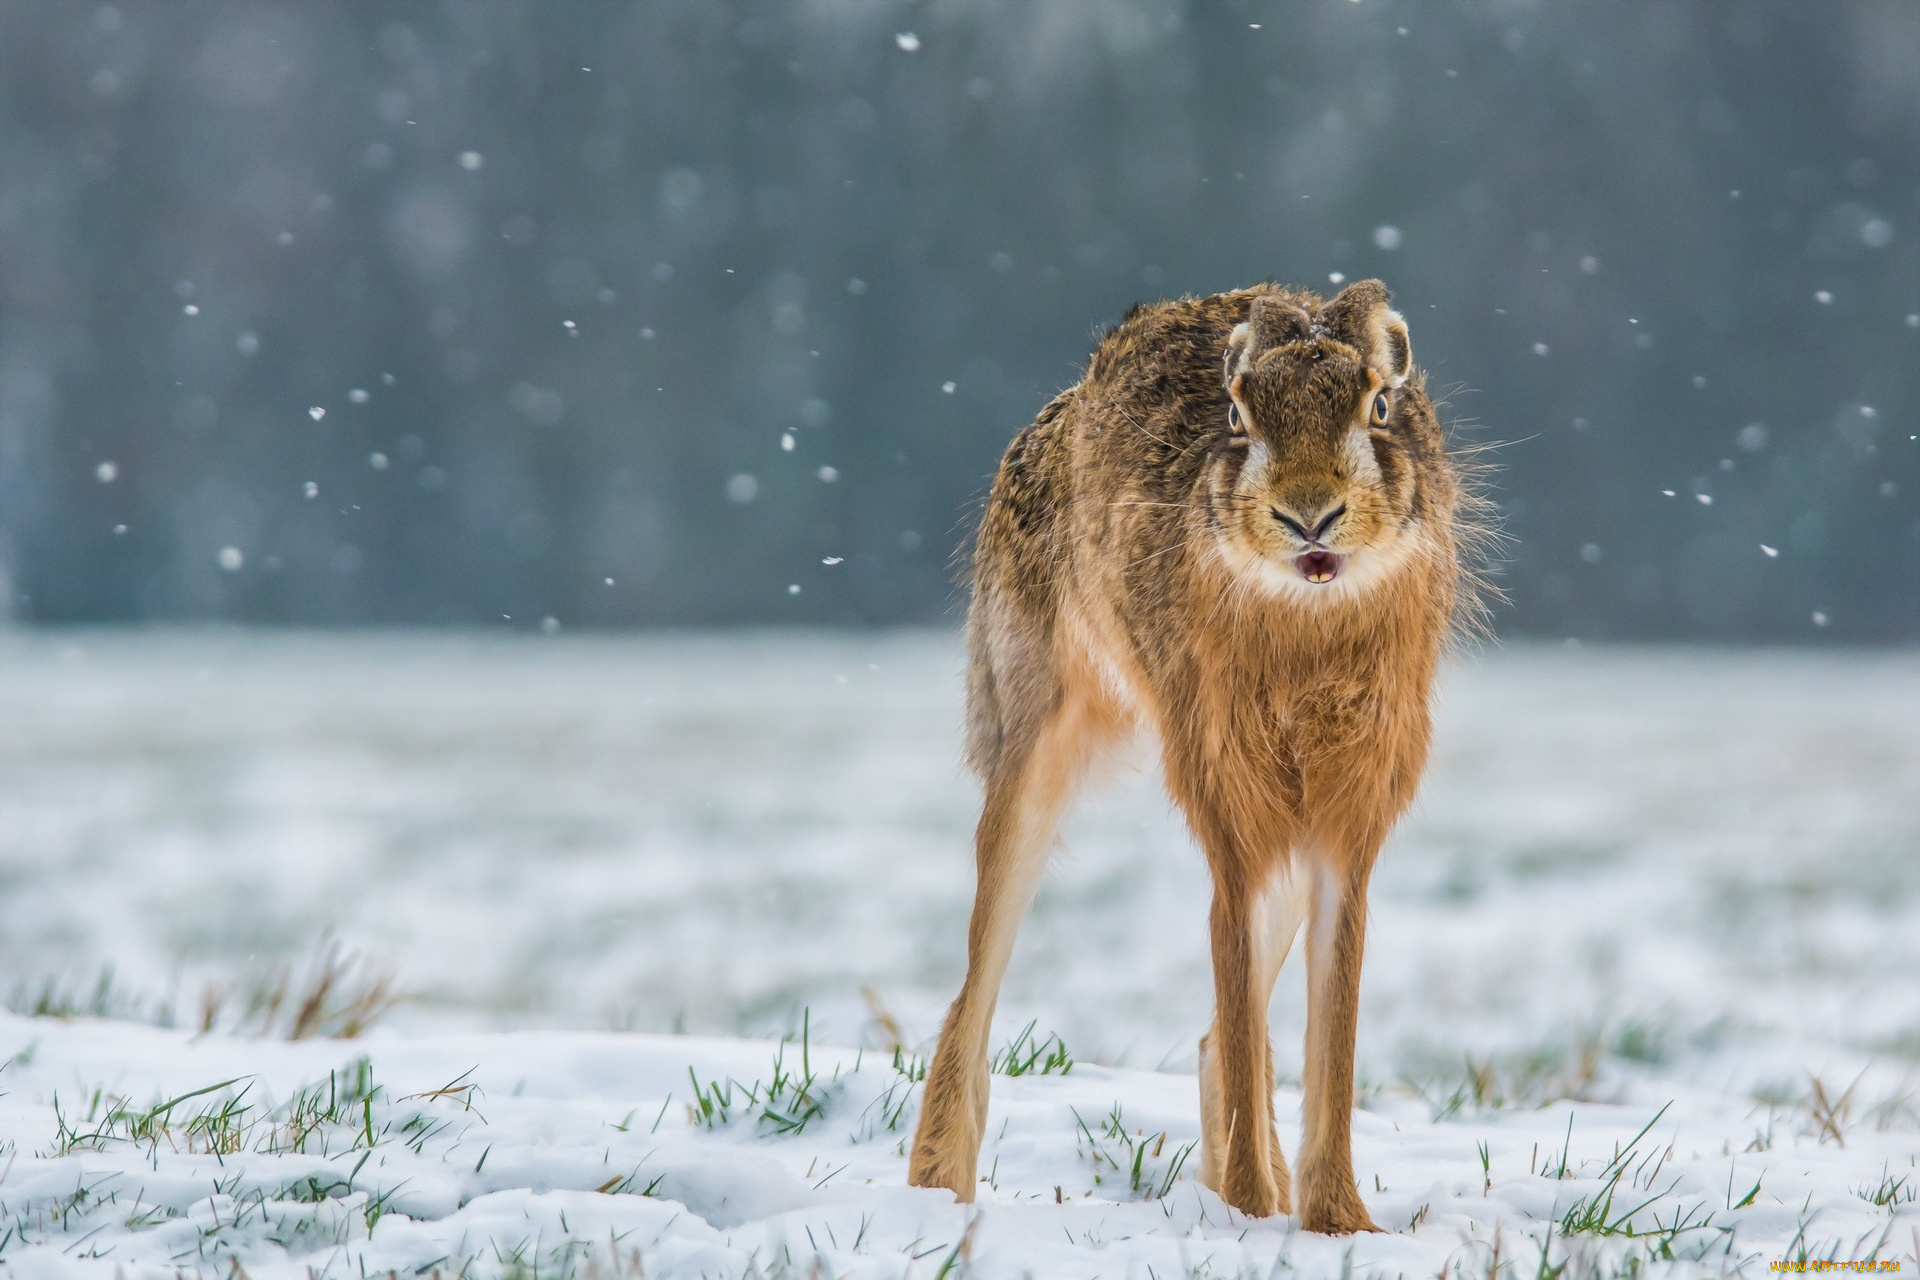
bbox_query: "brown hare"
[907,280,1484,1233]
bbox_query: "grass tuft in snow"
[758,1010,839,1135]
[594,1167,667,1198]
[42,1056,479,1166]
[1401,1018,1711,1121]
[854,1045,927,1142]
[264,1056,385,1154]
[9,941,401,1042]
[11,1056,495,1261]
[7,965,175,1027]
[457,1232,649,1280]
[50,1076,255,1157]
[990,1019,1072,1076]
[1752,1069,1920,1146]
[1801,1072,1862,1146]
[1552,1102,1733,1260]
[685,1065,743,1129]
[1856,1163,1916,1208]
[199,938,399,1040]
[1070,1103,1196,1200]
[685,1009,843,1137]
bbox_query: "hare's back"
[976,388,1076,608]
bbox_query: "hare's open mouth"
[1292,550,1346,584]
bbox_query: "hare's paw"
[1267,1128,1294,1213]
[906,1138,979,1201]
[907,1061,988,1200]
[1296,1184,1380,1234]
[1216,1151,1283,1218]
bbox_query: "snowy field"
[0,629,1916,1278]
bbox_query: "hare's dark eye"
[1227,402,1243,433]
[1370,391,1391,426]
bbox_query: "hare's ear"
[1324,279,1412,388]
[1224,321,1255,383]
[1225,294,1313,381]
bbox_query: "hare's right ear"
[1224,322,1255,383]
[1224,294,1313,381]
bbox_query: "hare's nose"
[1271,503,1346,544]
[1307,504,1347,540]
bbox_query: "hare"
[907,280,1483,1233]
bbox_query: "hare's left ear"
[1225,293,1313,382]
[1324,279,1412,388]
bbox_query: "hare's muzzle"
[1293,550,1346,584]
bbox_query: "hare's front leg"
[908,698,1098,1200]
[1195,864,1294,1218]
[1198,862,1308,1213]
[1295,856,1381,1233]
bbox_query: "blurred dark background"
[0,1,1914,638]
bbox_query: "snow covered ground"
[0,629,1916,1277]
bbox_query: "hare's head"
[1211,280,1440,601]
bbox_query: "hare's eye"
[1370,392,1391,426]
[1227,402,1243,433]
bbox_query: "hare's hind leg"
[908,678,1111,1201]
[1198,861,1308,1211]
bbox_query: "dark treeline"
[0,1,1915,637]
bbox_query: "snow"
[0,1012,1913,1278]
[0,631,1916,1276]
